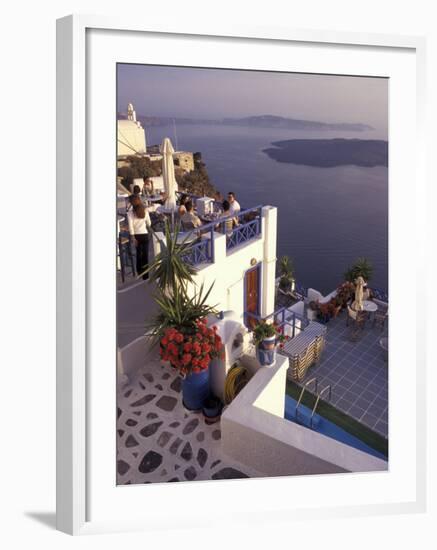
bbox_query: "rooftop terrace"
[117,356,264,485]
[292,309,388,438]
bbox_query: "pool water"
[284,395,388,461]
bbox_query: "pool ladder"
[296,377,332,429]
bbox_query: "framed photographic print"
[56,15,427,535]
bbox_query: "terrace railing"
[226,216,262,251]
[181,234,214,266]
[372,288,388,303]
[214,205,263,251]
[179,205,263,267]
[245,306,309,339]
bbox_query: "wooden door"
[245,266,260,328]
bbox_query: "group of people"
[124,184,242,281]
[177,191,241,232]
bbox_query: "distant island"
[263,138,388,168]
[128,114,373,132]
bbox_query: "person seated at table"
[141,177,154,197]
[178,193,189,217]
[127,196,151,280]
[180,200,202,230]
[214,190,223,203]
[227,192,241,216]
[221,200,239,235]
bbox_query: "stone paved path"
[117,358,263,484]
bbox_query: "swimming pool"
[284,395,388,461]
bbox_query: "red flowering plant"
[150,282,224,377]
[274,323,289,350]
[252,320,289,350]
[159,317,224,376]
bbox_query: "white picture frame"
[56,14,427,535]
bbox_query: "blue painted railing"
[179,205,263,267]
[294,282,308,299]
[182,237,214,266]
[226,217,261,250]
[245,306,309,339]
[372,287,388,302]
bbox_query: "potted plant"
[344,257,373,284]
[152,283,224,411]
[336,281,355,309]
[329,297,342,318]
[202,395,223,424]
[278,255,295,292]
[147,222,224,411]
[159,315,224,410]
[253,321,287,366]
[144,220,197,293]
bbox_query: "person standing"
[227,192,241,216]
[127,196,151,280]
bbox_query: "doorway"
[244,264,261,328]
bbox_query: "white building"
[117,103,147,157]
[153,205,277,325]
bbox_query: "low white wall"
[252,357,286,418]
[221,355,387,477]
[118,334,157,384]
[307,288,337,304]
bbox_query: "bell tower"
[127,102,136,122]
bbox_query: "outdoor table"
[363,300,378,313]
[176,232,198,245]
[199,214,221,225]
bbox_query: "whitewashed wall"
[221,354,388,476]
[117,119,147,156]
[187,206,277,322]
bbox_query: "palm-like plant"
[278,255,295,290]
[143,220,197,294]
[344,257,373,283]
[149,282,218,341]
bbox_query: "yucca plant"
[143,220,197,295]
[148,282,218,341]
[344,257,373,283]
[278,255,295,290]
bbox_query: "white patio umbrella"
[352,276,365,311]
[160,137,178,212]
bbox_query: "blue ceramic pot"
[182,368,210,411]
[256,347,276,366]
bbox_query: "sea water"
[146,124,388,295]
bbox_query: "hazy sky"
[117,64,388,133]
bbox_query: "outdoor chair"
[373,307,388,330]
[346,306,368,342]
[346,305,367,327]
